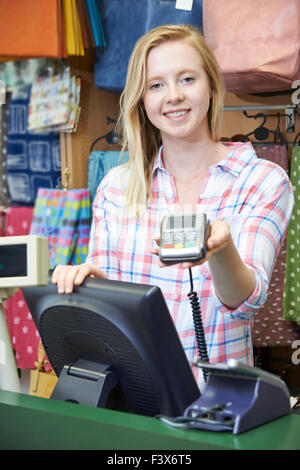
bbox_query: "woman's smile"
[163,108,191,120]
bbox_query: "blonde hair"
[117,24,224,216]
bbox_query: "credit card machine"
[159,213,211,383]
[159,213,210,263]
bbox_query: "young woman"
[52,24,294,390]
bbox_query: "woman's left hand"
[151,220,231,268]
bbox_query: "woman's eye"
[149,82,162,90]
[182,76,194,84]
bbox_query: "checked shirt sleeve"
[218,163,294,320]
[85,172,121,280]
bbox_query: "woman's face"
[142,40,212,143]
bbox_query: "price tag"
[175,0,193,11]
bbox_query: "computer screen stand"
[51,358,118,408]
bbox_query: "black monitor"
[22,275,200,417]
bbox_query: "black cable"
[188,267,209,382]
[157,414,234,431]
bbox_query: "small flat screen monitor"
[0,236,49,288]
[23,276,200,417]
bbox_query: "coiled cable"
[188,267,209,382]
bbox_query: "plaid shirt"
[86,142,294,390]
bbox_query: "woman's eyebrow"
[146,68,199,83]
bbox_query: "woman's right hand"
[52,263,107,294]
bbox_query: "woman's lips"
[163,109,190,120]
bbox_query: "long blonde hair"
[117,24,224,216]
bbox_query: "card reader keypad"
[163,230,197,249]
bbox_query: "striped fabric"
[86,142,294,390]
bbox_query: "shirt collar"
[152,142,257,177]
[214,142,257,176]
[152,146,165,175]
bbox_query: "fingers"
[52,265,81,294]
[151,237,160,256]
[207,220,230,250]
[52,264,106,295]
[181,221,230,268]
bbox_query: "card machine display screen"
[0,244,27,277]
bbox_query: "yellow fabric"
[63,0,84,56]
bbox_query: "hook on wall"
[89,116,122,153]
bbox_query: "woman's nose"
[165,83,184,103]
